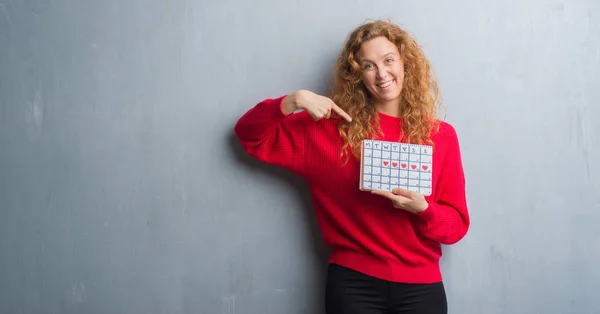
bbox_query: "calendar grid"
[360,139,433,196]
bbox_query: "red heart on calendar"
[401,163,407,168]
[411,164,417,170]
[392,162,398,168]
[383,161,389,166]
[422,165,428,170]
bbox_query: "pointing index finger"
[332,104,352,122]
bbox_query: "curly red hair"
[330,20,443,161]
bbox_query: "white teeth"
[377,81,392,88]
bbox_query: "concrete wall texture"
[1,0,599,313]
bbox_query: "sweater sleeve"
[412,125,470,245]
[234,96,306,176]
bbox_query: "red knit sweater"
[234,96,470,284]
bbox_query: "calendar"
[359,139,433,196]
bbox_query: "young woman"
[234,20,470,314]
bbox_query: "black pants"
[325,264,447,314]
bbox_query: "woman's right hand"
[281,90,352,122]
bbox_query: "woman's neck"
[373,103,401,118]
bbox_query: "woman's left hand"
[371,188,429,214]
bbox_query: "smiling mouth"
[376,80,394,88]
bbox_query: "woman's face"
[357,36,405,108]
